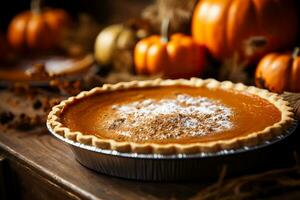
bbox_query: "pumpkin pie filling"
[61,85,282,145]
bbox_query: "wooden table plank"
[0,154,8,200]
[0,128,205,200]
[0,126,299,200]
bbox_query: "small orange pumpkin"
[255,48,300,93]
[192,0,298,64]
[134,34,206,78]
[7,0,70,50]
[134,20,206,78]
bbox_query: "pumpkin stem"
[161,18,170,43]
[292,47,300,60]
[31,0,42,14]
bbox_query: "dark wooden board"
[0,126,299,200]
[0,127,206,200]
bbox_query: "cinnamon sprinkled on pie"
[108,94,232,141]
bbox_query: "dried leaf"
[142,0,197,34]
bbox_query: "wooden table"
[0,126,300,200]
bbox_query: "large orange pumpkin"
[7,0,70,50]
[255,48,300,93]
[134,33,206,78]
[192,0,298,64]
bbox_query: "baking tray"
[47,121,298,181]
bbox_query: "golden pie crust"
[47,78,294,154]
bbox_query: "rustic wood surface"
[0,127,206,200]
[0,126,299,200]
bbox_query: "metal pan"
[47,121,298,181]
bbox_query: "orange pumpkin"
[255,48,300,93]
[134,33,206,78]
[7,0,70,50]
[192,0,298,64]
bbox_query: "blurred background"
[1,0,299,141]
[0,0,153,30]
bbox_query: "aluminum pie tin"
[47,121,298,181]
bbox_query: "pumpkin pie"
[47,78,294,154]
